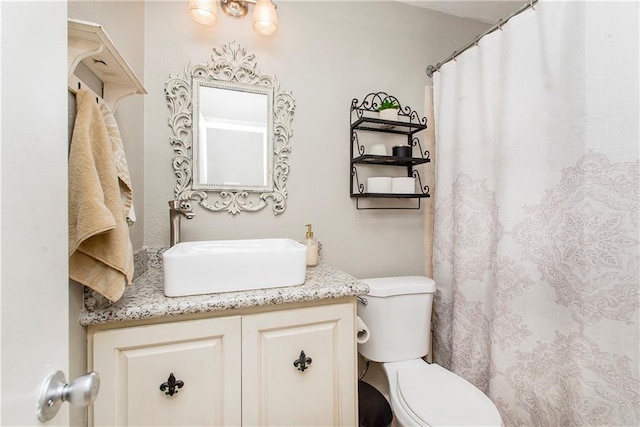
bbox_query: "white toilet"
[358,276,502,427]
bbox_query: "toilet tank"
[358,276,436,363]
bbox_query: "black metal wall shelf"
[352,154,430,167]
[349,92,431,210]
[351,117,427,136]
[351,193,431,198]
[351,192,429,210]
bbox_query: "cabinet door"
[91,317,242,426]
[242,303,357,426]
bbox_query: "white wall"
[144,1,489,279]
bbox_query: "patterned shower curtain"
[431,2,639,426]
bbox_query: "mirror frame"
[165,41,295,215]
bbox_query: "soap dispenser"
[304,224,319,267]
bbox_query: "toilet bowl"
[358,276,502,427]
[383,359,501,426]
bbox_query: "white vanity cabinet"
[90,316,242,426]
[242,303,357,426]
[88,301,357,427]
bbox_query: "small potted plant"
[378,97,399,121]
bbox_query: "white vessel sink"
[162,238,308,297]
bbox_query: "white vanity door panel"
[91,317,241,427]
[242,303,357,426]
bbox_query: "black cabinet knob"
[159,373,184,396]
[293,350,312,372]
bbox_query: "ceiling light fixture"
[189,0,278,36]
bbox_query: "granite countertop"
[80,262,369,326]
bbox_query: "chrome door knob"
[37,370,100,422]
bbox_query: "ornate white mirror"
[165,41,295,214]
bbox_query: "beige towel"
[98,100,136,225]
[69,89,133,302]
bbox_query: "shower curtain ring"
[497,19,504,31]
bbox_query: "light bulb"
[189,0,217,26]
[252,0,278,35]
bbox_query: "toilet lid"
[396,363,502,426]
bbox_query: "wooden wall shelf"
[68,18,146,111]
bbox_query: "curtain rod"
[426,0,538,78]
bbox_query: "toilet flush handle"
[356,296,368,305]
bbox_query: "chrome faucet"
[168,200,195,247]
